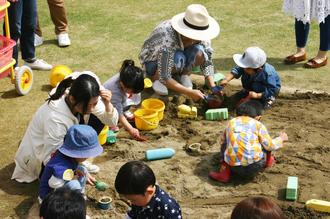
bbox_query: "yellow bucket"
[98,125,109,145]
[134,109,159,130]
[141,98,165,121]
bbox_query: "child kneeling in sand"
[209,100,288,183]
[221,47,281,109]
[115,161,182,219]
[38,125,103,202]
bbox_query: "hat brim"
[171,12,220,41]
[59,143,103,158]
[233,54,250,68]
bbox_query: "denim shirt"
[139,20,214,83]
[127,185,182,219]
[231,63,281,101]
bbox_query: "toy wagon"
[0,0,33,95]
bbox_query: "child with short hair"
[209,100,288,183]
[231,196,285,219]
[115,161,182,219]
[38,124,103,202]
[39,187,87,219]
[221,47,281,109]
[103,60,146,141]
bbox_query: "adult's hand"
[188,89,205,102]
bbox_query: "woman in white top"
[12,73,118,183]
[283,0,330,68]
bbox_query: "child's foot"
[110,126,120,133]
[209,171,230,183]
[265,155,275,168]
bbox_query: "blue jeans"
[64,165,87,193]
[7,0,37,66]
[295,15,330,51]
[144,44,207,78]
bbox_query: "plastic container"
[141,98,165,121]
[306,199,330,213]
[0,35,15,69]
[145,148,175,161]
[134,109,159,130]
[98,125,109,145]
[98,196,112,210]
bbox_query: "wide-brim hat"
[59,125,103,158]
[233,47,267,69]
[171,4,220,41]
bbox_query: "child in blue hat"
[38,124,103,202]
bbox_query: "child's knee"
[64,180,82,191]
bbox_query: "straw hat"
[171,4,220,41]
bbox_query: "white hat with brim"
[171,4,220,41]
[233,47,267,69]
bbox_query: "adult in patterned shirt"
[115,161,182,219]
[139,4,221,102]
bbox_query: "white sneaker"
[57,33,71,47]
[23,59,53,71]
[152,80,168,95]
[82,161,100,173]
[180,75,193,89]
[34,34,43,47]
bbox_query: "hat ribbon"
[183,18,209,30]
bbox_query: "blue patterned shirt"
[127,185,182,219]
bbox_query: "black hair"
[47,74,100,114]
[119,59,144,94]
[115,161,156,195]
[39,187,86,219]
[236,100,263,118]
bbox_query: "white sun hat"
[171,4,220,41]
[233,47,267,69]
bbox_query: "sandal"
[284,53,306,64]
[304,57,328,69]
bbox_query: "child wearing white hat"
[139,4,221,102]
[221,47,281,109]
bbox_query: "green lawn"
[0,0,329,217]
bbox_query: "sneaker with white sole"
[23,59,53,71]
[180,75,193,89]
[57,33,71,47]
[82,161,100,173]
[152,80,168,95]
[34,34,43,47]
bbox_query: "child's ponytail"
[47,77,74,103]
[119,59,144,94]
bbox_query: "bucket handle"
[138,116,159,126]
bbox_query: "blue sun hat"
[59,125,103,158]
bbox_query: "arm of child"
[92,94,119,127]
[48,175,65,189]
[119,114,144,141]
[258,124,287,151]
[220,73,235,86]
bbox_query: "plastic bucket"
[134,109,159,130]
[141,98,165,121]
[98,125,109,145]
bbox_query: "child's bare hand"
[100,89,112,105]
[87,173,96,186]
[220,79,228,86]
[280,132,288,141]
[248,91,260,99]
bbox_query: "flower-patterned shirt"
[224,116,283,166]
[139,20,215,83]
[127,185,182,219]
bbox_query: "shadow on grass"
[213,57,305,72]
[42,39,58,46]
[0,89,20,99]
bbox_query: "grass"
[0,0,329,217]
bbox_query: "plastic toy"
[142,98,165,121]
[286,176,298,200]
[0,2,33,95]
[213,73,225,85]
[98,196,112,210]
[144,78,153,88]
[204,94,224,109]
[306,199,330,213]
[134,109,159,131]
[95,181,109,191]
[106,130,117,144]
[177,104,197,119]
[49,65,72,87]
[98,126,109,145]
[205,108,228,120]
[145,148,175,161]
